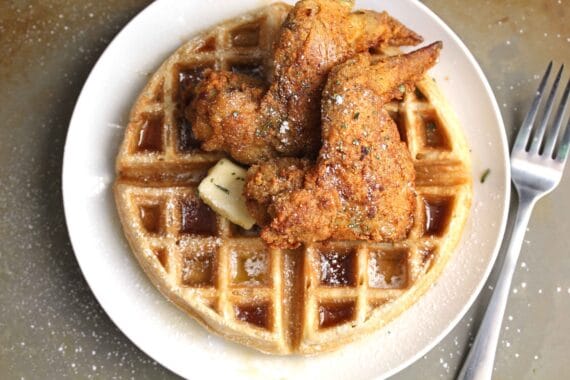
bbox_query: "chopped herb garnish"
[353,112,360,120]
[341,123,348,129]
[348,221,361,232]
[398,84,406,93]
[214,184,230,194]
[480,168,491,183]
[255,121,272,137]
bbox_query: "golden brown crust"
[256,44,442,248]
[188,0,422,164]
[190,71,269,163]
[244,157,311,225]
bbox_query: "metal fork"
[457,62,570,380]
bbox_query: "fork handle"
[457,192,537,380]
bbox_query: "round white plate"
[62,0,510,378]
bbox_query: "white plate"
[62,0,510,378]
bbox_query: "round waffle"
[114,3,472,354]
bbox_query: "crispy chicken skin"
[189,0,422,164]
[247,43,442,248]
[245,158,311,225]
[189,73,267,162]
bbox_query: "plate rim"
[61,0,511,378]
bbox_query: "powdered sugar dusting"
[368,256,404,288]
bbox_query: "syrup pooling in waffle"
[114,2,472,354]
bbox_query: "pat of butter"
[197,158,256,229]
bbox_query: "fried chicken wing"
[189,0,422,164]
[248,42,442,248]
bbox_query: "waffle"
[114,3,472,355]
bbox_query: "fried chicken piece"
[189,0,422,164]
[245,158,311,225]
[190,73,267,161]
[248,42,442,248]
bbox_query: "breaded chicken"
[189,0,422,164]
[245,158,311,225]
[247,43,442,248]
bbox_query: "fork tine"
[556,117,570,164]
[543,76,570,157]
[530,64,564,154]
[514,62,553,152]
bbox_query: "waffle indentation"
[230,223,261,237]
[136,113,163,152]
[180,199,218,236]
[196,36,216,52]
[414,87,427,101]
[230,249,269,286]
[153,248,168,268]
[139,204,162,233]
[230,251,269,286]
[175,64,215,152]
[318,301,355,329]
[235,303,270,329]
[318,248,357,287]
[177,64,214,105]
[367,248,408,289]
[423,196,453,237]
[178,117,200,152]
[230,21,261,47]
[419,112,451,150]
[181,247,216,287]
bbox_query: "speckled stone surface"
[0,1,568,379]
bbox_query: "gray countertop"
[1,1,569,379]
